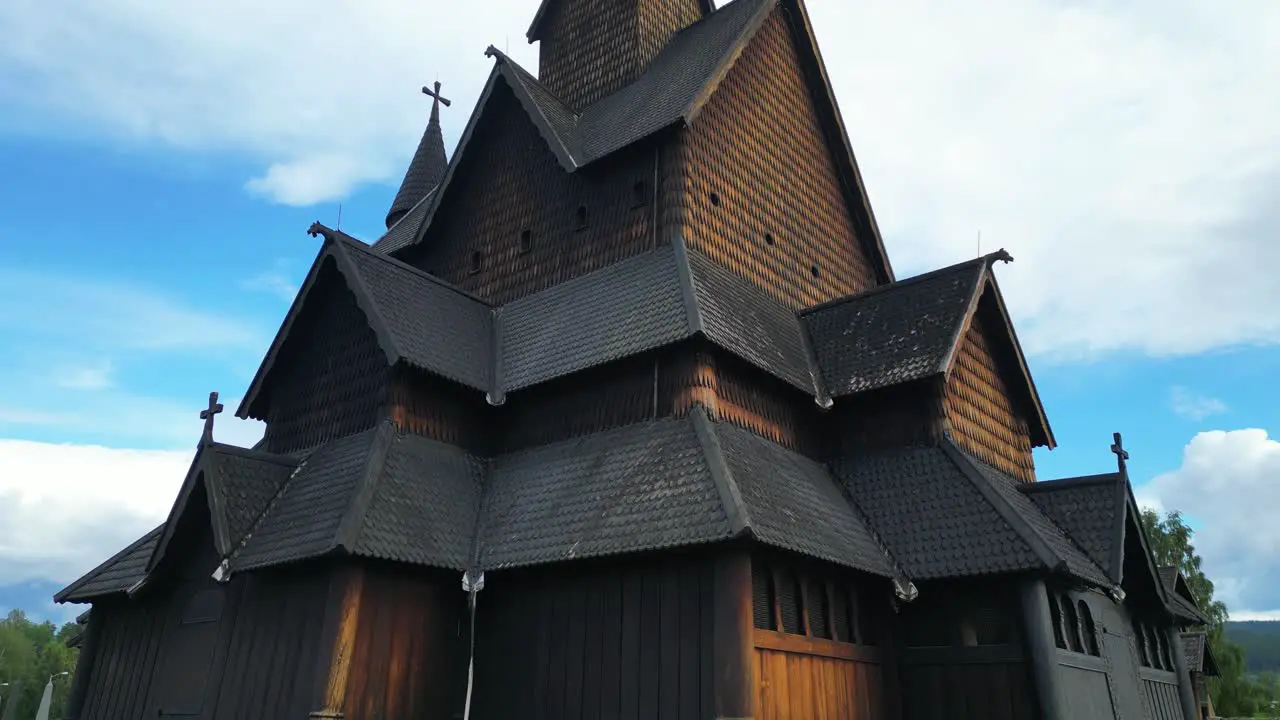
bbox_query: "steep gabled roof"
[1021,472,1128,584]
[372,188,435,255]
[804,251,1054,447]
[1021,456,1178,612]
[1158,566,1210,625]
[392,0,895,283]
[834,439,1110,586]
[146,442,298,574]
[54,526,161,603]
[237,229,494,419]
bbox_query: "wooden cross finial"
[1111,432,1129,475]
[200,391,224,444]
[422,81,452,108]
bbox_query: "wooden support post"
[713,549,755,720]
[310,564,366,719]
[1167,627,1200,720]
[63,610,103,720]
[1019,579,1065,720]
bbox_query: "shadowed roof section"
[54,526,162,603]
[62,411,902,600]
[804,250,1054,448]
[834,440,1109,586]
[1020,472,1127,585]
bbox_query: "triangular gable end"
[1118,480,1174,612]
[236,236,402,421]
[683,0,895,286]
[145,447,229,581]
[941,267,1055,450]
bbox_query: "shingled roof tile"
[835,442,1110,586]
[803,258,985,396]
[1021,473,1125,583]
[55,526,162,603]
[351,434,485,571]
[479,415,731,569]
[712,420,893,577]
[501,245,688,391]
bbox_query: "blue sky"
[1,0,1278,624]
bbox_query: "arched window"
[518,229,532,254]
[1048,591,1066,649]
[1078,601,1099,656]
[1154,626,1172,670]
[1062,595,1083,652]
[1134,621,1150,666]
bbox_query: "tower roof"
[385,82,450,230]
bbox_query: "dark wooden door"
[149,585,227,718]
[1099,618,1145,720]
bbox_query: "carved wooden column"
[713,549,756,719]
[310,564,366,719]
[1019,579,1065,720]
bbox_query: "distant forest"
[1227,620,1280,673]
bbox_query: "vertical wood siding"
[470,552,712,720]
[675,7,879,310]
[942,312,1036,481]
[755,640,884,720]
[1140,669,1185,720]
[80,597,170,720]
[339,566,462,720]
[390,365,493,453]
[406,86,657,304]
[262,260,389,454]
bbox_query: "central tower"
[529,0,713,108]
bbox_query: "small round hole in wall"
[519,229,532,254]
[764,233,775,247]
[710,192,722,208]
[810,264,820,278]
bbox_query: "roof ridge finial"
[1110,432,1130,476]
[422,80,452,123]
[200,391,224,445]
[985,248,1014,266]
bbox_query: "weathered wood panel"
[261,259,390,454]
[1140,668,1184,720]
[830,382,945,454]
[676,6,879,310]
[754,633,883,720]
[337,565,461,720]
[943,310,1036,481]
[1057,658,1115,720]
[80,595,170,720]
[471,551,712,720]
[406,85,657,304]
[209,565,331,720]
[390,365,493,453]
[900,653,1037,720]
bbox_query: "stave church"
[55,0,1216,718]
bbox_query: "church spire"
[385,81,451,230]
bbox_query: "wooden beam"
[1166,625,1201,720]
[1019,579,1066,720]
[310,564,366,719]
[712,550,756,720]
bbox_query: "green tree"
[1140,508,1270,717]
[0,610,78,720]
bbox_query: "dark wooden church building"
[55,0,1213,718]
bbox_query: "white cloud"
[0,439,188,587]
[52,359,115,391]
[240,260,302,303]
[1170,386,1229,422]
[0,266,264,353]
[1145,428,1280,618]
[3,1,1277,358]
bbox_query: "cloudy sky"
[0,0,1276,622]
